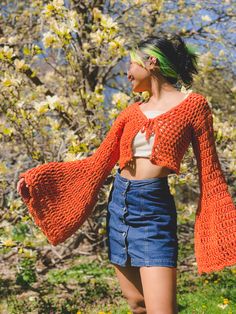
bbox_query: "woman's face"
[127,58,154,93]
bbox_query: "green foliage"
[16,257,37,288]
[12,222,30,242]
[47,260,114,285]
[178,282,235,313]
[178,267,236,313]
[1,255,236,313]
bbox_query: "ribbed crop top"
[132,110,164,157]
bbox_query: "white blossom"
[42,31,58,48]
[201,15,212,22]
[46,95,61,110]
[52,0,64,9]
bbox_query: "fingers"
[17,178,29,196]
[17,179,23,194]
[17,181,22,194]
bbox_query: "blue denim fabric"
[106,167,178,267]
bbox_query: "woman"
[105,33,196,314]
[17,33,236,314]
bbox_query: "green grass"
[177,267,236,313]
[1,221,236,314]
[1,253,236,313]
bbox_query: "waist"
[116,167,169,188]
[120,157,172,179]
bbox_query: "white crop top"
[132,91,193,157]
[132,110,164,157]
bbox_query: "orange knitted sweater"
[19,92,236,275]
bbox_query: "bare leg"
[139,266,178,314]
[112,257,146,314]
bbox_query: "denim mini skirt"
[106,167,178,268]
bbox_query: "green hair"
[129,43,199,81]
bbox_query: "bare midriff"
[120,157,172,180]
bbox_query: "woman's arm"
[18,105,130,245]
[191,97,236,274]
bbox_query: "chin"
[131,82,146,93]
[133,87,145,93]
[132,85,140,92]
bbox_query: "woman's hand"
[17,177,30,200]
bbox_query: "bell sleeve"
[18,107,128,246]
[191,97,236,275]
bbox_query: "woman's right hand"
[17,177,30,200]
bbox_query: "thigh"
[112,257,145,307]
[140,266,178,314]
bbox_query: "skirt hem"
[109,254,177,268]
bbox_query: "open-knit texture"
[19,92,236,275]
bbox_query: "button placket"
[121,180,130,252]
[122,181,129,216]
[120,215,126,223]
[122,181,129,194]
[122,226,130,251]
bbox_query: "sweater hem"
[197,258,236,275]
